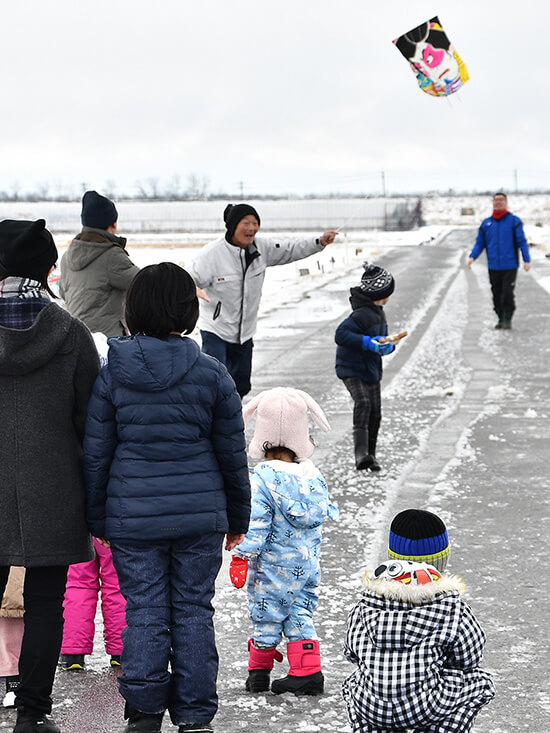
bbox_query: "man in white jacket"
[187,203,338,397]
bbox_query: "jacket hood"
[0,303,74,375]
[64,229,127,271]
[349,286,382,311]
[107,334,201,391]
[362,571,466,603]
[257,460,339,529]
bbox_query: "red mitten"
[229,555,248,588]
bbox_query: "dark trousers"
[110,533,224,727]
[0,565,68,715]
[200,330,253,397]
[342,377,382,455]
[488,268,517,319]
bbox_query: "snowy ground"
[1,203,549,732]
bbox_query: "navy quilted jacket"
[83,334,250,541]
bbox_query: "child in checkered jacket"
[342,510,495,733]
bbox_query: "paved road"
[2,231,548,732]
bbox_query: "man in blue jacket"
[467,192,531,329]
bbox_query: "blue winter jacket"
[469,213,530,270]
[83,334,251,541]
[335,290,388,383]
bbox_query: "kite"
[393,16,469,97]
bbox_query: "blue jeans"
[200,330,253,397]
[110,533,224,726]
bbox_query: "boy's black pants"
[488,268,517,319]
[0,565,68,715]
[343,378,381,455]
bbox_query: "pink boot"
[246,639,283,692]
[271,640,324,695]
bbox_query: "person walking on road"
[467,192,530,329]
[0,219,100,733]
[60,190,140,337]
[335,263,398,472]
[186,203,338,397]
[83,263,251,733]
[229,387,338,697]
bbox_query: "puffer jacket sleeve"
[446,600,487,671]
[83,369,118,538]
[211,363,251,534]
[72,324,101,443]
[335,314,370,350]
[343,600,363,664]
[469,223,487,260]
[234,471,274,559]
[107,246,140,291]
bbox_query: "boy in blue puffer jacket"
[83,263,251,733]
[229,387,338,695]
[335,263,399,472]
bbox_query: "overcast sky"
[2,1,550,198]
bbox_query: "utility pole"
[381,171,386,197]
[239,180,244,198]
[513,169,518,193]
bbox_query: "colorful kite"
[393,16,469,97]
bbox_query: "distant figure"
[230,387,338,696]
[335,263,397,472]
[0,218,100,733]
[467,192,530,329]
[187,203,338,397]
[83,263,250,733]
[342,509,495,732]
[60,190,140,336]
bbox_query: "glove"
[362,335,395,356]
[229,555,248,588]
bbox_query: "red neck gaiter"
[492,209,508,220]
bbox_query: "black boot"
[271,671,324,695]
[13,711,61,733]
[500,314,512,329]
[245,668,271,692]
[178,725,214,732]
[367,456,381,472]
[123,702,164,732]
[353,428,372,470]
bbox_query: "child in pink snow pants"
[60,537,126,670]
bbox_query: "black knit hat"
[0,219,58,282]
[360,263,395,300]
[81,190,118,229]
[388,509,450,571]
[223,203,261,241]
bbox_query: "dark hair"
[262,441,297,462]
[493,192,507,199]
[124,262,199,336]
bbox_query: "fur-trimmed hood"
[362,570,466,604]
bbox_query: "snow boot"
[245,639,283,692]
[178,725,214,732]
[3,675,19,707]
[123,702,164,732]
[61,653,85,671]
[353,428,372,470]
[500,315,512,329]
[13,710,61,733]
[110,654,122,668]
[271,640,324,695]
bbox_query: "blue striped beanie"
[388,509,450,571]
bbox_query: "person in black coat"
[0,219,100,733]
[335,264,396,472]
[83,263,251,733]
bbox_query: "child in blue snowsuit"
[229,387,338,695]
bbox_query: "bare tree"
[185,173,210,200]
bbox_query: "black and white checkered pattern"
[342,582,494,732]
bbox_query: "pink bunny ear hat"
[242,387,330,460]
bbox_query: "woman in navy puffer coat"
[83,263,250,733]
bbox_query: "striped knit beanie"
[388,509,450,571]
